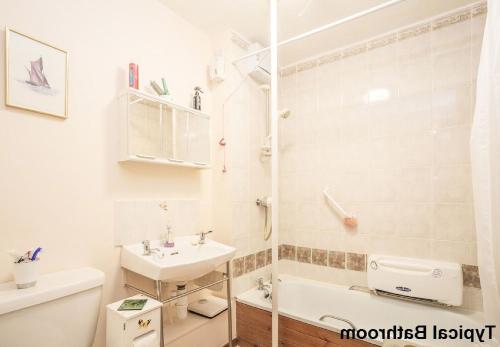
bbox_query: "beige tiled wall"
[212,31,272,295]
[277,3,486,309]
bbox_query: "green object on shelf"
[161,78,169,95]
[117,299,148,311]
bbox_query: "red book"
[129,63,139,89]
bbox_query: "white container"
[175,284,188,320]
[175,303,188,320]
[13,261,38,289]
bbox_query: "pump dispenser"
[193,86,203,110]
[165,225,175,248]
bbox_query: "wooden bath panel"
[236,302,376,347]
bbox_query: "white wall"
[0,1,213,346]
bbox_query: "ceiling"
[160,0,478,66]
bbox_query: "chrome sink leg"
[156,280,164,347]
[226,261,233,347]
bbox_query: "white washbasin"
[120,236,236,282]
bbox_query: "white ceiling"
[160,0,478,66]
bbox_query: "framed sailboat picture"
[5,28,68,118]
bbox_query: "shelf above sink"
[120,236,236,282]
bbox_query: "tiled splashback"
[278,2,485,267]
[114,200,202,245]
[276,2,485,310]
[232,244,481,289]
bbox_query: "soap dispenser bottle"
[165,225,175,248]
[193,86,203,111]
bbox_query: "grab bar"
[322,187,357,228]
[319,314,356,330]
[322,188,349,218]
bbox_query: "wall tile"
[328,251,346,269]
[368,204,398,236]
[346,252,367,272]
[432,84,472,128]
[431,240,477,265]
[244,254,256,273]
[398,204,432,238]
[312,248,328,266]
[432,48,471,89]
[433,204,475,242]
[281,244,297,261]
[297,247,312,263]
[398,168,432,203]
[462,264,481,288]
[398,131,433,168]
[266,248,272,265]
[434,126,471,165]
[232,257,244,278]
[398,29,431,61]
[255,250,266,269]
[434,166,473,203]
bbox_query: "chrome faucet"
[197,230,213,244]
[142,240,163,257]
[257,277,265,290]
[257,277,272,299]
[142,240,152,255]
[263,287,272,300]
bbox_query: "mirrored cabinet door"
[187,113,210,165]
[128,98,162,159]
[174,110,190,162]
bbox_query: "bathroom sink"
[120,236,236,282]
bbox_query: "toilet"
[0,267,105,347]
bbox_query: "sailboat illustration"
[25,57,50,88]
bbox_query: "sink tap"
[142,240,163,257]
[263,286,272,300]
[197,230,213,244]
[257,277,266,290]
[142,240,152,255]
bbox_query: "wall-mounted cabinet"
[119,88,210,168]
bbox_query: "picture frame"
[5,27,68,118]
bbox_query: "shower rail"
[232,0,407,64]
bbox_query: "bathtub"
[236,275,489,347]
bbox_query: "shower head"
[279,109,291,119]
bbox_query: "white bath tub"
[236,275,489,347]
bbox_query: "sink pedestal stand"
[124,261,233,347]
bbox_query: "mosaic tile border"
[280,1,487,77]
[232,248,273,278]
[232,245,481,289]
